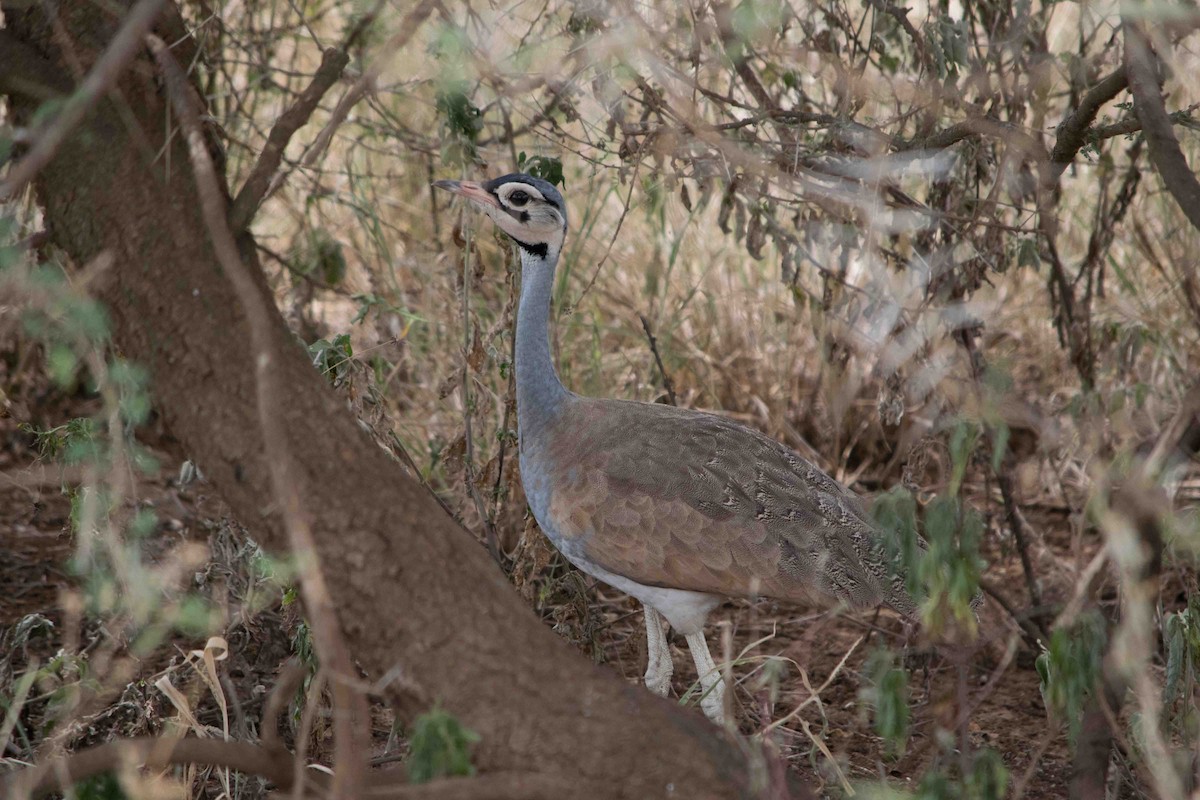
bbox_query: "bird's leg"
[684,631,727,725]
[643,606,673,697]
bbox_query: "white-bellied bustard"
[434,173,921,724]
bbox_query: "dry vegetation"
[3,0,1200,798]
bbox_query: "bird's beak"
[432,179,499,210]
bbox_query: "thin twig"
[1144,382,1200,478]
[387,430,456,518]
[0,0,167,200]
[341,0,388,51]
[290,669,327,800]
[638,314,678,406]
[147,35,368,800]
[761,635,863,735]
[1099,482,1183,799]
[957,331,1044,609]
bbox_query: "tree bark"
[1,2,795,797]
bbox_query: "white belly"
[520,449,722,634]
[566,552,722,635]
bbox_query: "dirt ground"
[2,377,1172,799]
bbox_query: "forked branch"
[229,46,350,231]
[1049,69,1129,175]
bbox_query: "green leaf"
[30,97,69,128]
[1035,651,1050,700]
[110,358,151,427]
[308,333,355,385]
[990,423,1010,472]
[966,748,1009,800]
[948,419,980,496]
[13,613,55,648]
[407,708,480,783]
[516,153,565,187]
[1037,611,1107,742]
[435,81,483,166]
[47,343,79,388]
[860,648,909,757]
[872,487,925,603]
[128,508,158,540]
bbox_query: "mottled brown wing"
[539,398,915,614]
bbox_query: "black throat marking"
[516,240,549,259]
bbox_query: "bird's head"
[433,173,567,257]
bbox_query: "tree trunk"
[1,3,796,796]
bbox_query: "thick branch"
[898,115,1048,167]
[147,34,369,800]
[1049,69,1129,175]
[1124,23,1200,233]
[0,0,167,200]
[229,46,349,231]
[897,69,1128,180]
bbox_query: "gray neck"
[515,245,569,436]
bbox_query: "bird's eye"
[508,190,530,207]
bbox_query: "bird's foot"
[644,669,672,697]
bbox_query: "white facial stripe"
[498,182,545,203]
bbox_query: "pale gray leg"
[685,631,727,724]
[643,606,673,697]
